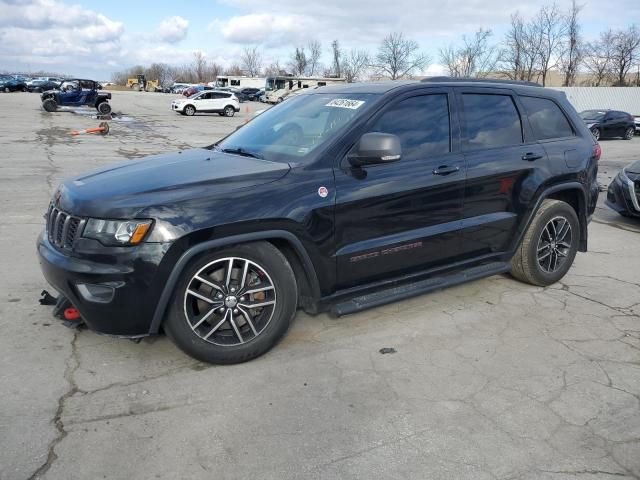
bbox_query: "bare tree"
[290,47,307,76]
[146,63,174,87]
[240,46,263,77]
[307,40,322,76]
[439,28,499,78]
[225,64,244,76]
[500,12,545,82]
[264,60,285,76]
[342,49,370,82]
[560,0,583,86]
[535,4,567,86]
[331,40,342,77]
[192,51,207,82]
[610,25,640,86]
[207,62,223,81]
[375,32,430,80]
[583,30,615,86]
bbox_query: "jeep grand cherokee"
[38,78,600,364]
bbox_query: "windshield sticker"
[325,99,365,109]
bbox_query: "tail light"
[593,143,601,161]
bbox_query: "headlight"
[83,219,152,246]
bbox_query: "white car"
[171,90,240,117]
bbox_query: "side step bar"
[330,261,510,317]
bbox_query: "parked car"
[41,79,112,114]
[634,115,640,134]
[171,90,239,116]
[182,85,213,97]
[28,79,61,93]
[0,75,27,92]
[579,110,635,141]
[606,161,640,218]
[38,78,600,364]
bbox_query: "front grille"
[46,204,84,250]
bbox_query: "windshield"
[217,93,377,162]
[580,110,606,121]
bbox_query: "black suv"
[579,109,636,141]
[38,79,600,364]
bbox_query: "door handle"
[432,165,460,176]
[522,152,543,162]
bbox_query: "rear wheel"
[164,242,297,364]
[511,199,579,286]
[42,98,57,112]
[591,127,601,141]
[623,126,634,140]
[224,105,235,117]
[184,105,196,116]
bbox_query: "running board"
[330,261,510,317]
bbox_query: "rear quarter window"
[520,96,574,140]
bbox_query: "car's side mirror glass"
[348,132,402,168]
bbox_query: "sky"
[0,0,638,80]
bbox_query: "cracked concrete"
[0,91,639,480]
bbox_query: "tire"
[224,106,235,117]
[97,102,111,115]
[511,199,580,287]
[591,127,601,141]
[218,112,225,116]
[21,86,27,92]
[184,105,196,116]
[623,126,634,140]
[276,97,284,104]
[42,98,57,112]
[3,87,9,93]
[164,241,298,364]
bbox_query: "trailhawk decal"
[349,241,423,263]
[325,99,365,109]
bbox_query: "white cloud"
[157,16,188,43]
[212,13,310,46]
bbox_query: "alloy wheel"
[591,128,600,141]
[183,257,277,346]
[536,216,572,273]
[625,127,634,140]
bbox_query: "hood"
[57,148,290,218]
[625,160,640,175]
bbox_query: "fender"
[148,230,321,334]
[511,181,588,254]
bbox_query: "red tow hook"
[63,308,81,321]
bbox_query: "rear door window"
[462,94,523,149]
[520,96,574,140]
[370,94,451,160]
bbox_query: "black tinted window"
[462,94,522,149]
[371,94,450,159]
[521,96,574,140]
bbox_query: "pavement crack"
[28,331,80,480]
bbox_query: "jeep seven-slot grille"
[47,205,83,249]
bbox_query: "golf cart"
[41,79,112,114]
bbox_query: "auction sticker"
[318,186,329,198]
[325,99,365,109]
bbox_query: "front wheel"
[591,127,601,141]
[184,105,196,116]
[164,242,298,364]
[511,199,579,286]
[224,106,235,117]
[623,126,634,140]
[97,101,111,115]
[42,98,57,112]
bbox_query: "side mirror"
[348,132,402,168]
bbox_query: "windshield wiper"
[220,147,263,159]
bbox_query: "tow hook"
[39,289,85,329]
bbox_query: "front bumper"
[606,171,640,218]
[37,231,171,336]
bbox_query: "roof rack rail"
[421,76,542,87]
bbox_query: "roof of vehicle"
[314,77,563,98]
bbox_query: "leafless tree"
[207,62,223,81]
[264,60,285,76]
[500,12,544,82]
[439,28,499,78]
[331,40,342,77]
[559,0,583,86]
[192,51,207,82]
[610,25,640,86]
[289,47,307,76]
[375,32,430,80]
[225,64,244,76]
[240,46,263,77]
[583,31,615,85]
[307,40,322,76]
[535,4,567,86]
[342,49,370,82]
[146,63,174,87]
